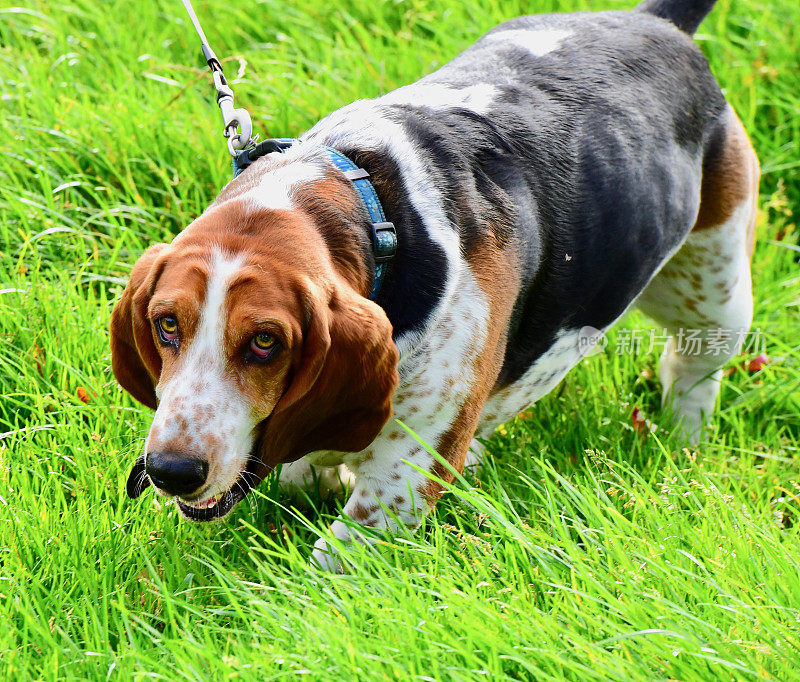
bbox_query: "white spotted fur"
[306,266,490,570]
[486,28,572,56]
[146,250,257,506]
[636,200,755,443]
[477,328,595,437]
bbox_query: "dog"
[111,0,759,570]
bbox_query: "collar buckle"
[371,222,397,264]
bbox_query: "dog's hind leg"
[637,107,759,444]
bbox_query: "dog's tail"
[636,0,718,35]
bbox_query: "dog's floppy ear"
[126,454,150,498]
[110,244,169,409]
[258,282,399,467]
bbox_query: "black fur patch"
[310,8,728,384]
[344,148,449,341]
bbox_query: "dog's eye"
[156,316,179,344]
[250,332,277,360]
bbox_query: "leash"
[181,0,254,155]
[178,0,396,300]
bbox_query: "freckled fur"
[111,0,759,570]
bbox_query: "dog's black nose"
[145,452,208,496]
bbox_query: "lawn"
[1,0,799,678]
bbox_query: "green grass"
[1,0,799,678]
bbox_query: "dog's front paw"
[279,460,355,502]
[310,538,345,573]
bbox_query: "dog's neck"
[193,140,457,343]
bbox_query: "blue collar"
[233,139,397,300]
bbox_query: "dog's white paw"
[310,538,345,573]
[279,460,355,501]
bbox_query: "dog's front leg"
[312,346,504,572]
[309,265,514,571]
[309,409,481,572]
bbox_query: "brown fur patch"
[694,108,760,238]
[351,503,378,523]
[293,176,374,296]
[421,216,521,503]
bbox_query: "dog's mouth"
[176,488,240,521]
[175,454,262,522]
[127,450,265,522]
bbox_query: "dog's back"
[313,5,727,377]
[301,0,758,449]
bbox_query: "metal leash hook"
[212,66,254,155]
[181,0,254,154]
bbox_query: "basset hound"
[111,0,759,570]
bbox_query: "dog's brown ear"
[110,244,168,409]
[259,283,399,466]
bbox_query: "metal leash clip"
[182,0,254,155]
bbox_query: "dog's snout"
[145,452,208,496]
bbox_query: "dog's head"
[110,176,398,520]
